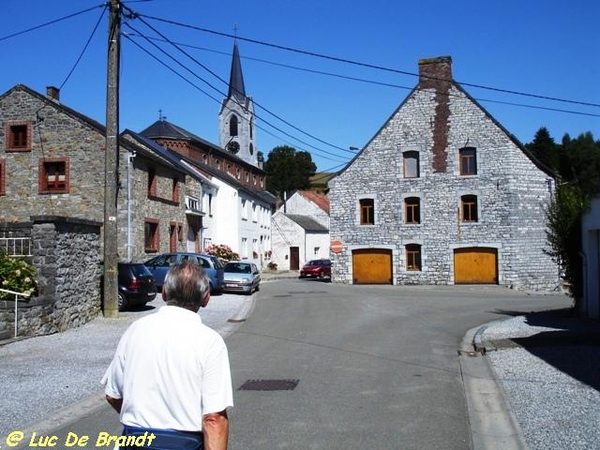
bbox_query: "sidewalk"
[465,309,600,450]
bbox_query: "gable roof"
[334,57,555,178]
[299,190,330,214]
[1,84,105,134]
[285,214,329,232]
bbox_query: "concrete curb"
[459,325,529,450]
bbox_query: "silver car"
[222,261,260,294]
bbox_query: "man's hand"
[202,410,229,450]
[105,395,123,413]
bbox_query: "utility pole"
[103,0,121,318]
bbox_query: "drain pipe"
[127,151,136,261]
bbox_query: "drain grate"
[238,379,299,391]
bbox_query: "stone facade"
[0,217,101,339]
[329,57,558,291]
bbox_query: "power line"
[122,30,350,164]
[0,4,105,42]
[138,14,600,110]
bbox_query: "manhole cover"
[238,379,299,391]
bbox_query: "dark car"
[144,252,225,293]
[222,261,261,294]
[118,262,157,311]
[299,259,331,279]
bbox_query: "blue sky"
[2,0,599,171]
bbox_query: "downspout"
[127,152,135,261]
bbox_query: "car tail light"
[128,277,142,289]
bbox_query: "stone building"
[329,56,558,291]
[0,84,205,262]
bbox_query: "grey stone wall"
[0,216,101,339]
[329,77,558,291]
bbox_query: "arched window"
[249,143,254,155]
[250,118,254,139]
[229,115,238,136]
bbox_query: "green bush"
[0,251,38,300]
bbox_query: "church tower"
[219,42,258,167]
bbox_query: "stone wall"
[329,58,558,291]
[0,216,102,340]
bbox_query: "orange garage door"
[454,248,498,284]
[352,249,393,284]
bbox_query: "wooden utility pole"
[103,0,121,318]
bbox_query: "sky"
[2,0,599,172]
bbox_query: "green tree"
[265,146,316,197]
[540,131,600,307]
[525,127,559,173]
[544,182,588,303]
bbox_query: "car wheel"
[118,293,127,311]
[319,270,325,279]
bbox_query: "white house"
[271,191,330,270]
[581,196,600,319]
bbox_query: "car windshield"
[224,263,251,274]
[307,260,321,266]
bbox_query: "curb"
[459,324,529,450]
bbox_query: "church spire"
[227,42,246,103]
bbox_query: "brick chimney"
[418,56,452,88]
[46,86,60,102]
[418,57,453,173]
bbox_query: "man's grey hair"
[162,261,210,309]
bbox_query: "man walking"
[102,262,233,450]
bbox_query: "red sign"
[330,240,343,254]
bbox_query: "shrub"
[204,244,240,262]
[267,262,278,271]
[0,251,38,300]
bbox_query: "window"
[405,244,422,271]
[403,151,420,178]
[229,115,238,136]
[359,198,375,225]
[144,219,160,252]
[148,168,157,197]
[5,122,31,151]
[459,147,477,175]
[172,178,180,203]
[404,197,421,224]
[0,159,5,195]
[39,158,69,194]
[461,195,478,222]
[241,199,248,220]
[208,193,213,216]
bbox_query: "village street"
[1,278,574,450]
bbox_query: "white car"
[222,261,261,294]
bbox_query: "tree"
[525,127,559,173]
[545,182,588,303]
[264,146,316,198]
[540,131,600,307]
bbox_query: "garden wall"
[0,216,102,340]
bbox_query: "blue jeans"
[121,425,203,450]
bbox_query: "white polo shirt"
[102,305,233,431]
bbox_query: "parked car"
[118,262,157,311]
[222,261,261,294]
[144,252,224,293]
[299,259,331,279]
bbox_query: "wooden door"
[454,248,498,284]
[352,249,393,284]
[290,247,300,270]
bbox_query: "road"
[32,280,571,450]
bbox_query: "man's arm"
[202,410,229,450]
[105,395,123,413]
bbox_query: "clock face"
[227,140,240,154]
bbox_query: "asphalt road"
[16,280,570,450]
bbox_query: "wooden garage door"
[352,249,393,284]
[454,248,498,284]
